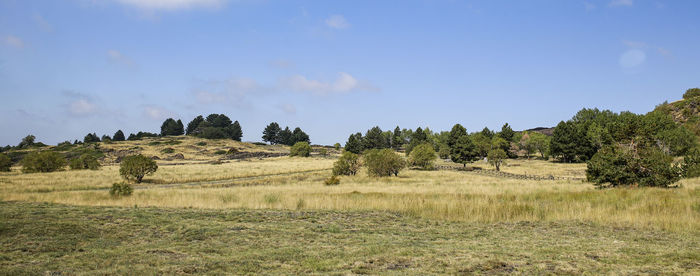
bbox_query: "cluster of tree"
[331,149,406,178]
[262,122,310,146]
[127,131,159,141]
[160,118,185,136]
[344,126,418,154]
[185,114,242,141]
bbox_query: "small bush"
[214,150,227,155]
[319,148,328,157]
[324,175,340,185]
[21,151,66,173]
[69,154,101,170]
[682,88,700,99]
[363,149,406,177]
[333,151,361,176]
[148,141,162,146]
[334,143,341,150]
[0,153,12,172]
[109,182,133,197]
[290,142,312,157]
[226,148,239,155]
[119,154,158,183]
[409,143,437,169]
[196,141,208,146]
[160,147,175,154]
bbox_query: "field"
[1,138,699,274]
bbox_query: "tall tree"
[231,121,242,141]
[186,115,204,135]
[499,123,515,142]
[113,130,126,141]
[84,133,100,143]
[291,127,310,145]
[345,133,364,154]
[175,119,185,135]
[262,122,281,144]
[448,124,467,148]
[450,135,476,167]
[364,126,387,149]
[278,127,292,145]
[160,118,182,136]
[392,126,404,150]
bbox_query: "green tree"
[160,118,184,136]
[113,130,126,141]
[262,122,281,144]
[18,135,36,148]
[682,88,700,99]
[365,126,387,149]
[334,143,341,150]
[487,148,507,171]
[681,148,700,178]
[529,132,550,159]
[499,123,515,142]
[0,153,12,172]
[231,121,243,141]
[392,126,404,150]
[471,133,491,159]
[587,145,680,188]
[363,149,406,177]
[438,144,450,159]
[332,151,361,176]
[448,124,467,148]
[21,151,66,173]
[69,154,101,170]
[119,154,158,183]
[290,142,312,157]
[186,115,204,135]
[518,132,535,159]
[83,133,100,143]
[291,127,310,145]
[480,127,494,139]
[450,135,476,167]
[409,143,437,169]
[278,127,293,145]
[345,133,365,154]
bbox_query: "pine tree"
[262,122,281,144]
[450,135,476,167]
[231,121,242,141]
[392,126,404,150]
[345,133,364,154]
[113,130,126,141]
[186,115,204,135]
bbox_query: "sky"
[1,0,699,146]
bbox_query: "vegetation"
[332,151,361,176]
[0,153,11,171]
[323,175,340,185]
[363,149,406,177]
[289,142,311,157]
[262,122,310,145]
[344,132,364,154]
[682,87,700,99]
[69,154,101,170]
[17,134,36,148]
[186,114,242,141]
[21,151,66,173]
[487,148,507,171]
[587,145,680,188]
[119,154,158,183]
[109,182,133,197]
[113,130,126,141]
[409,143,437,169]
[160,118,185,136]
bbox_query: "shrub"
[587,145,680,188]
[438,144,450,159]
[324,175,340,185]
[681,148,700,178]
[487,148,507,171]
[363,149,406,177]
[682,88,700,99]
[21,151,66,173]
[226,148,239,155]
[109,182,133,197]
[119,154,158,183]
[160,147,175,154]
[196,141,208,146]
[334,143,341,150]
[214,150,227,155]
[69,154,101,170]
[319,148,328,157]
[290,142,311,157]
[409,143,437,169]
[332,151,361,176]
[0,153,11,172]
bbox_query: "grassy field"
[1,202,698,274]
[1,138,699,274]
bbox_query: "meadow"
[1,141,699,274]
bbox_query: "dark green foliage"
[409,143,437,169]
[214,150,227,155]
[332,151,361,176]
[364,126,388,149]
[186,115,204,135]
[262,123,307,146]
[344,133,365,154]
[448,124,467,148]
[392,126,404,150]
[21,151,66,173]
[18,135,36,149]
[438,144,450,159]
[101,135,112,143]
[291,127,310,145]
[160,118,185,136]
[83,133,100,143]
[499,123,515,142]
[487,148,507,171]
[231,121,242,141]
[550,121,592,162]
[363,149,406,177]
[405,127,429,155]
[119,154,158,183]
[109,182,133,197]
[480,127,494,139]
[586,145,680,188]
[113,130,126,141]
[681,148,700,178]
[278,127,292,145]
[69,154,101,170]
[289,142,311,157]
[160,148,175,154]
[324,175,340,185]
[262,122,281,144]
[196,141,207,146]
[682,88,700,99]
[0,153,11,172]
[54,141,74,151]
[450,133,476,167]
[198,127,228,139]
[127,132,159,141]
[334,143,341,150]
[471,133,491,158]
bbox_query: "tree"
[450,135,476,167]
[21,151,66,173]
[409,143,437,169]
[291,127,310,145]
[518,132,535,159]
[290,142,311,157]
[550,121,591,162]
[113,130,126,141]
[683,88,700,99]
[160,118,183,136]
[101,135,112,143]
[487,148,507,171]
[365,126,387,149]
[345,133,364,154]
[471,133,491,159]
[231,121,243,141]
[332,151,361,176]
[480,127,494,139]
[448,124,467,148]
[278,127,292,145]
[392,126,404,150]
[438,144,450,159]
[587,144,680,188]
[262,122,281,144]
[499,123,515,142]
[0,153,11,172]
[363,149,406,177]
[69,154,101,170]
[119,154,158,183]
[406,127,428,155]
[681,148,700,178]
[186,115,204,135]
[529,132,550,159]
[334,143,341,150]
[18,135,36,148]
[84,133,100,143]
[205,114,232,128]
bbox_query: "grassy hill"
[655,95,700,135]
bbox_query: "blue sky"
[1,0,698,146]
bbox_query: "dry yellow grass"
[2,156,698,232]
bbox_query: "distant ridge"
[523,127,554,136]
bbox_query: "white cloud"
[142,105,175,120]
[609,0,633,7]
[62,91,99,116]
[32,14,53,32]
[280,72,377,95]
[584,1,596,11]
[114,0,226,11]
[107,50,135,66]
[3,35,24,49]
[619,49,646,68]
[193,77,269,105]
[325,15,350,29]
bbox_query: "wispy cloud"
[584,1,596,11]
[325,15,350,29]
[142,105,176,120]
[280,72,378,95]
[107,50,135,67]
[32,14,53,32]
[277,103,297,115]
[114,0,227,11]
[62,91,99,116]
[193,77,270,106]
[3,35,24,49]
[622,40,646,48]
[609,0,633,7]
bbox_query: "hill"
[655,95,700,135]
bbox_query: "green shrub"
[324,175,340,185]
[487,148,507,171]
[681,148,700,178]
[0,153,11,172]
[196,141,208,146]
[290,142,311,157]
[227,148,239,155]
[409,143,437,169]
[21,151,66,173]
[69,154,101,170]
[587,145,680,188]
[332,151,361,176]
[214,150,227,155]
[109,182,133,197]
[682,88,700,99]
[252,142,267,146]
[334,143,341,150]
[160,147,175,154]
[319,148,328,157]
[119,154,158,183]
[438,144,450,159]
[363,149,406,177]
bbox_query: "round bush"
[119,154,158,183]
[290,142,311,157]
[69,154,101,170]
[324,175,340,185]
[409,143,437,169]
[363,149,406,177]
[110,182,133,197]
[0,153,11,172]
[21,151,66,173]
[332,151,361,176]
